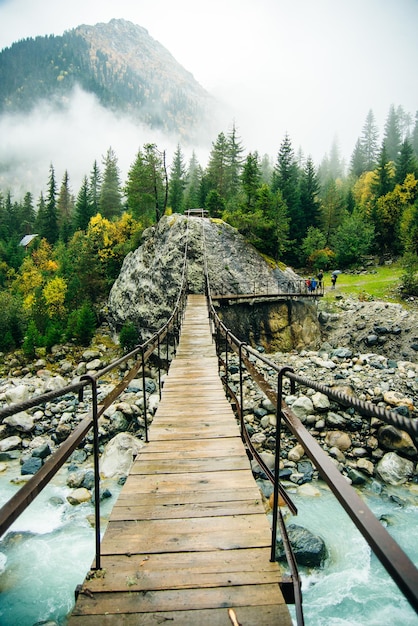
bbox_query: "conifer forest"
[1,104,418,356]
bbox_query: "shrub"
[66,301,97,346]
[119,321,138,352]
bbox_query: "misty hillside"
[0,18,215,140]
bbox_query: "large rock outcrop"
[106,214,320,350]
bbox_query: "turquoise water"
[0,466,417,626]
[286,482,418,626]
[0,461,121,626]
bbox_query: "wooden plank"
[109,499,266,521]
[68,295,292,625]
[71,584,286,615]
[69,605,290,625]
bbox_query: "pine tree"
[75,176,92,230]
[241,152,261,210]
[100,147,123,219]
[20,192,36,234]
[206,131,229,200]
[226,122,244,199]
[411,111,418,159]
[395,138,418,185]
[319,179,345,246]
[371,143,395,198]
[360,109,379,171]
[299,156,320,230]
[183,152,202,210]
[35,192,46,235]
[89,160,102,217]
[168,144,186,213]
[125,144,167,223]
[57,170,74,240]
[350,139,367,178]
[383,104,402,163]
[272,134,302,251]
[43,164,59,243]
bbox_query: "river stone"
[4,411,34,433]
[275,523,327,567]
[288,444,305,462]
[377,425,417,458]
[376,452,414,485]
[67,487,92,505]
[0,435,22,452]
[67,470,86,488]
[325,431,352,451]
[31,443,51,459]
[356,458,374,476]
[21,457,42,475]
[290,396,314,422]
[5,384,31,404]
[311,392,330,411]
[100,432,144,479]
[383,390,414,411]
[297,483,321,497]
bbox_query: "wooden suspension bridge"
[68,295,292,625]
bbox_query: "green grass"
[321,262,404,304]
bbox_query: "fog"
[0,0,417,199]
[0,88,192,198]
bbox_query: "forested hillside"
[0,77,418,358]
[0,19,213,137]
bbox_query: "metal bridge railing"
[205,276,418,622]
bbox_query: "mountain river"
[0,460,417,626]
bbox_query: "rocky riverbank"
[1,296,418,568]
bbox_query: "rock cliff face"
[106,214,320,351]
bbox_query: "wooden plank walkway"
[68,295,292,625]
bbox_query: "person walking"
[331,271,338,289]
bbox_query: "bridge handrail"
[204,269,418,616]
[0,220,190,571]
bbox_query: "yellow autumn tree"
[43,276,67,318]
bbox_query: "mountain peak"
[0,19,216,141]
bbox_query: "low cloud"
[0,86,206,201]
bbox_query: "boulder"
[67,487,92,505]
[377,425,417,458]
[290,396,314,422]
[100,432,144,479]
[4,411,35,433]
[275,524,327,567]
[325,430,352,451]
[0,435,22,452]
[376,452,414,486]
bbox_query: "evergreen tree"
[206,131,229,200]
[371,142,395,198]
[361,109,379,171]
[89,160,102,217]
[395,138,418,185]
[383,104,402,163]
[43,164,59,243]
[125,144,167,223]
[272,134,302,253]
[183,152,202,210]
[241,152,261,209]
[74,176,92,230]
[34,192,46,235]
[57,170,74,240]
[411,111,418,159]
[226,122,244,199]
[319,179,345,246]
[260,153,273,184]
[20,192,36,234]
[168,144,186,213]
[100,147,123,219]
[350,139,367,178]
[299,156,320,230]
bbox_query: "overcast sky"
[0,0,417,196]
